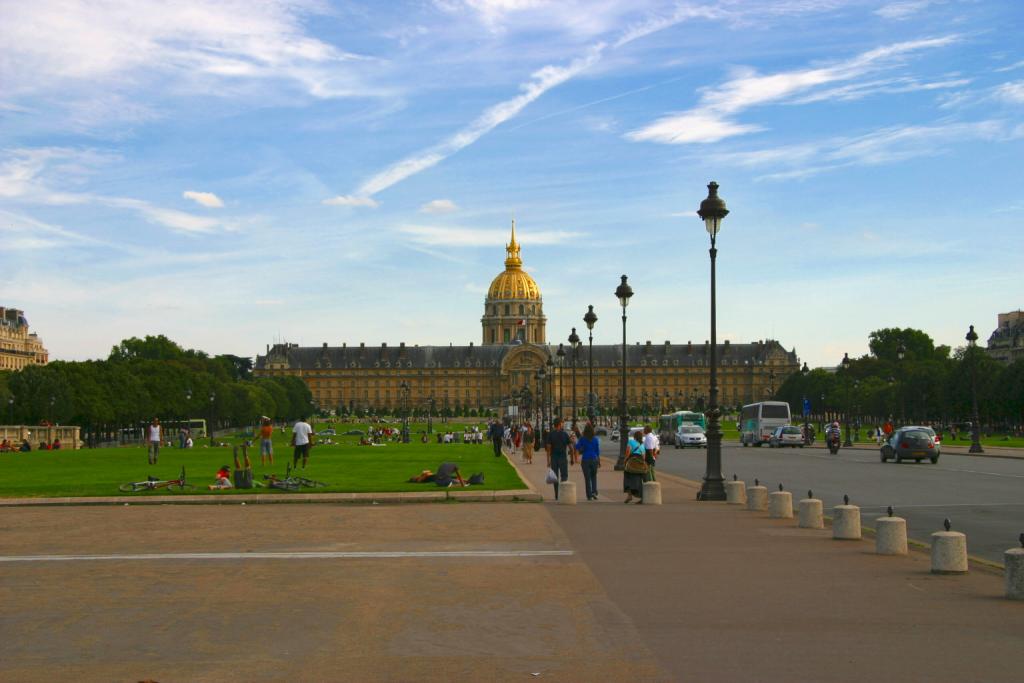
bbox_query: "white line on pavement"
[0,550,575,563]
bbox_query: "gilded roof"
[487,220,542,301]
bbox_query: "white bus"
[740,401,791,447]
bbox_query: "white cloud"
[994,81,1024,104]
[322,195,380,208]
[874,1,934,20]
[355,45,603,197]
[626,36,960,145]
[399,224,584,247]
[420,199,459,213]
[183,190,224,208]
[995,60,1024,73]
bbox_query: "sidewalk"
[510,443,1024,682]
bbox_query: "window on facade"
[503,329,511,343]
[504,304,510,316]
[490,329,496,344]
[519,304,524,315]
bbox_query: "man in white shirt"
[642,425,660,482]
[291,416,314,469]
[147,417,162,465]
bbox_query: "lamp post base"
[969,442,985,454]
[697,478,727,501]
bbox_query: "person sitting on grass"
[0,438,12,452]
[51,438,61,450]
[433,461,466,488]
[20,438,31,452]
[208,465,233,490]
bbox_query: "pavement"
[1,444,1021,682]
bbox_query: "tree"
[868,328,945,363]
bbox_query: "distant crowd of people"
[0,437,61,452]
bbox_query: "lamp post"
[841,352,853,447]
[399,381,410,443]
[546,356,554,427]
[535,366,546,450]
[696,181,729,501]
[801,362,810,445]
[568,327,580,429]
[7,395,13,426]
[556,343,565,422]
[896,342,906,425]
[966,325,985,454]
[209,390,216,446]
[583,306,597,422]
[427,396,434,434]
[614,274,633,470]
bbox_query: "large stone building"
[987,310,1024,364]
[253,225,800,417]
[0,307,49,371]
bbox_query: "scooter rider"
[826,421,842,452]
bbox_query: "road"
[655,441,1024,565]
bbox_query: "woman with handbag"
[623,431,647,503]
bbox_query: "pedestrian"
[642,425,659,482]
[522,423,534,464]
[623,430,646,503]
[576,422,601,501]
[291,415,314,469]
[488,419,504,457]
[178,425,187,449]
[258,417,274,466]
[545,418,574,501]
[146,417,161,465]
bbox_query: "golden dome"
[487,220,542,301]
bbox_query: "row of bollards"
[727,476,1024,600]
[554,480,663,505]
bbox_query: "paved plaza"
[1,449,1022,682]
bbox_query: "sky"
[1,0,1022,368]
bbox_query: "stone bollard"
[798,491,824,529]
[557,481,577,505]
[875,511,908,555]
[833,495,861,540]
[931,519,967,574]
[1005,535,1024,600]
[725,476,746,505]
[746,479,767,512]
[768,485,793,519]
[642,481,662,505]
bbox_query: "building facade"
[987,310,1024,364]
[253,225,801,417]
[0,307,49,371]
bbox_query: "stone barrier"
[768,489,793,519]
[642,481,662,505]
[1005,536,1024,600]
[875,515,908,555]
[798,494,824,529]
[833,502,861,540]
[557,481,577,505]
[746,482,767,512]
[725,479,746,505]
[931,526,968,574]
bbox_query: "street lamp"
[427,396,434,434]
[696,181,729,501]
[801,362,810,445]
[896,342,906,425]
[568,327,580,429]
[209,390,216,446]
[841,352,853,447]
[583,305,597,421]
[535,366,546,450]
[7,395,14,426]
[399,381,410,443]
[556,343,565,422]
[614,274,633,470]
[545,355,554,427]
[966,325,985,454]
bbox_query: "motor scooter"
[826,433,841,455]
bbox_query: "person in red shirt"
[208,465,233,490]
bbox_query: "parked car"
[675,425,707,449]
[595,426,609,436]
[768,425,804,448]
[880,427,940,463]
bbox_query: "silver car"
[675,425,707,449]
[880,426,940,463]
[769,425,804,448]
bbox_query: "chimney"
[322,342,327,348]
[645,340,652,354]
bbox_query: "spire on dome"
[504,219,522,268]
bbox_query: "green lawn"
[0,434,526,498]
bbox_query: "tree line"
[0,335,312,434]
[775,328,1024,431]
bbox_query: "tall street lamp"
[966,325,985,454]
[896,342,906,425]
[427,396,434,434]
[583,306,597,421]
[841,352,853,447]
[568,327,580,429]
[399,381,411,443]
[546,356,554,427]
[614,274,633,469]
[556,343,565,422]
[8,395,14,426]
[801,362,810,445]
[209,390,216,446]
[535,366,546,450]
[696,181,729,501]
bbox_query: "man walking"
[642,425,659,482]
[291,416,314,469]
[488,419,504,458]
[146,417,162,465]
[545,418,574,501]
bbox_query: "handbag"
[545,468,558,484]
[624,455,648,475]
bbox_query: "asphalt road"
[655,441,1024,565]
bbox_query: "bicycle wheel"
[118,482,141,493]
[302,479,327,488]
[171,483,197,492]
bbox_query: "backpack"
[468,472,485,485]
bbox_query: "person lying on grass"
[208,465,233,490]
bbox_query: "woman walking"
[623,431,646,503]
[576,423,601,501]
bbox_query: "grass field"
[0,431,526,498]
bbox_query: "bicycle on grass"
[258,464,327,490]
[119,466,195,492]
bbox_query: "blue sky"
[2,0,1022,367]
